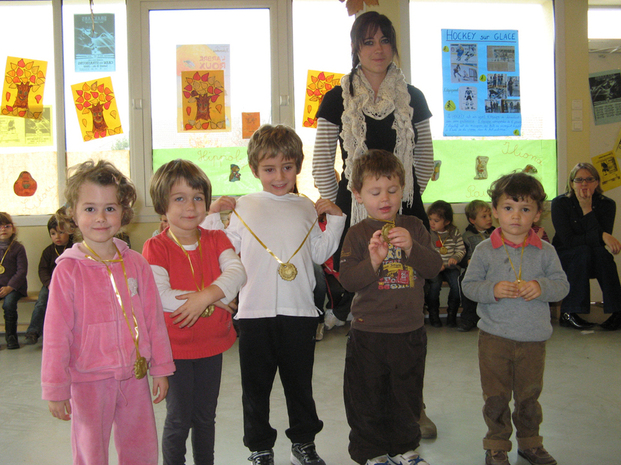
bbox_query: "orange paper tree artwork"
[2,57,47,119]
[302,70,344,128]
[71,77,123,141]
[181,70,226,131]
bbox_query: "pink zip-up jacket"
[42,238,175,401]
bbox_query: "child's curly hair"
[61,160,136,229]
[488,171,546,211]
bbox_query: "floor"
[1,306,620,465]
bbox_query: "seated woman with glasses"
[551,162,621,330]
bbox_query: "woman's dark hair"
[348,11,399,96]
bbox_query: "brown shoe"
[485,450,510,465]
[517,447,557,465]
[419,406,437,439]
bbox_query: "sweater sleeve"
[38,246,55,288]
[405,220,444,279]
[451,229,466,263]
[8,243,28,293]
[312,118,340,202]
[551,195,611,248]
[461,245,498,304]
[339,227,381,293]
[211,248,246,304]
[413,118,434,194]
[535,244,570,303]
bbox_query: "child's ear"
[352,189,364,204]
[250,167,259,179]
[468,216,476,225]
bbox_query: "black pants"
[344,327,427,464]
[557,244,621,314]
[238,316,323,451]
[459,271,479,323]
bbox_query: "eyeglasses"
[573,177,597,184]
[0,224,13,230]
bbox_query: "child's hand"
[517,280,542,301]
[48,400,72,421]
[369,230,389,271]
[493,281,519,299]
[152,376,169,404]
[386,227,413,256]
[315,199,343,217]
[447,257,458,267]
[172,291,215,328]
[209,196,236,214]
[603,232,621,255]
[214,298,237,315]
[0,286,14,298]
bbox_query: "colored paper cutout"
[242,112,260,139]
[181,70,226,131]
[13,171,38,197]
[1,57,47,119]
[302,70,344,128]
[71,77,123,141]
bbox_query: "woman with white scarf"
[312,11,437,440]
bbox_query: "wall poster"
[442,29,521,136]
[74,14,116,72]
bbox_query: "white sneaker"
[388,450,430,465]
[365,455,391,465]
[323,310,345,330]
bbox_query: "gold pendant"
[381,223,394,244]
[0,265,4,274]
[201,305,215,318]
[515,280,523,289]
[278,262,297,281]
[134,356,148,379]
[439,246,448,254]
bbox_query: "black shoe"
[457,318,477,332]
[291,442,325,465]
[559,312,594,329]
[25,333,39,345]
[600,312,621,331]
[447,310,458,328]
[6,335,20,350]
[248,449,274,465]
[428,313,442,328]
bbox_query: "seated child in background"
[339,149,442,465]
[425,200,466,328]
[152,214,168,237]
[458,200,495,332]
[462,172,569,465]
[143,159,246,465]
[0,212,28,350]
[25,208,73,345]
[203,124,345,465]
[532,223,549,243]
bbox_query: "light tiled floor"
[1,311,620,465]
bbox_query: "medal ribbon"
[167,229,214,317]
[500,233,527,284]
[436,231,448,250]
[82,241,146,378]
[232,209,317,270]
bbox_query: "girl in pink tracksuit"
[42,160,175,465]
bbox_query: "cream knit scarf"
[341,63,415,226]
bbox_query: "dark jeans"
[163,355,223,465]
[238,316,323,451]
[325,274,353,322]
[2,290,23,338]
[27,286,49,336]
[425,267,461,313]
[557,245,621,314]
[313,262,327,316]
[459,272,479,323]
[344,327,427,465]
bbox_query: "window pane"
[410,0,557,203]
[62,0,130,178]
[149,8,271,197]
[589,8,621,39]
[0,1,58,216]
[293,0,354,200]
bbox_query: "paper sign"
[302,70,344,128]
[592,151,621,192]
[71,77,122,141]
[242,112,260,139]
[2,57,47,119]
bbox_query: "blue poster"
[74,14,115,72]
[442,29,521,136]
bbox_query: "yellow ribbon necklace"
[0,238,14,274]
[500,233,527,287]
[82,240,148,379]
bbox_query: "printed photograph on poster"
[302,70,344,128]
[588,70,621,126]
[1,57,47,119]
[177,45,230,133]
[592,151,621,191]
[442,29,521,136]
[613,126,621,159]
[71,77,122,141]
[25,107,53,146]
[74,14,115,72]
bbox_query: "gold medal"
[439,246,448,254]
[134,356,148,379]
[0,265,4,274]
[278,262,298,281]
[381,223,394,244]
[201,304,215,318]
